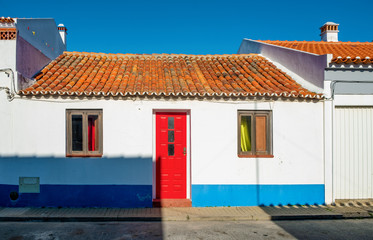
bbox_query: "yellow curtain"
[240,116,251,152]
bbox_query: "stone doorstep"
[152,199,192,208]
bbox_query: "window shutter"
[255,115,267,154]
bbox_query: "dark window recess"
[168,130,175,142]
[72,115,83,151]
[168,117,174,129]
[168,144,175,156]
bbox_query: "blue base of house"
[0,184,152,208]
[0,184,324,208]
[191,184,325,207]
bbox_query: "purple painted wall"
[16,36,51,90]
[15,18,66,90]
[16,19,66,60]
[238,39,329,90]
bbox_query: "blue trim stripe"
[192,184,325,207]
[0,184,152,208]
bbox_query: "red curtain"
[88,117,96,151]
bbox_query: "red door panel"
[156,112,187,199]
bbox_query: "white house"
[0,17,325,208]
[239,22,373,204]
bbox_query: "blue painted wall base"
[1,184,324,208]
[0,184,152,208]
[192,184,325,207]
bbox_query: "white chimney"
[58,23,67,47]
[320,22,339,42]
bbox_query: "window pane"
[256,116,267,152]
[88,115,98,151]
[168,144,175,156]
[168,117,174,129]
[240,115,251,152]
[168,130,174,142]
[72,115,83,151]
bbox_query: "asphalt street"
[1,219,373,240]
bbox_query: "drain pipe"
[327,80,373,100]
[0,68,16,101]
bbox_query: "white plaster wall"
[325,69,373,82]
[0,96,324,186]
[324,98,334,204]
[191,100,324,185]
[0,91,13,153]
[0,97,155,185]
[0,40,16,89]
[0,40,17,156]
[325,69,373,95]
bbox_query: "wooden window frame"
[238,110,273,158]
[66,109,103,157]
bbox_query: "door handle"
[183,147,186,156]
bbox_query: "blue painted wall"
[0,156,153,185]
[0,184,152,208]
[192,184,325,207]
[0,157,325,208]
[0,156,153,208]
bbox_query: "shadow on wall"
[0,156,153,208]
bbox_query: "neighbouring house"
[0,17,66,94]
[0,17,326,208]
[239,22,373,204]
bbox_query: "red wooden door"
[156,112,187,199]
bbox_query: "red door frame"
[153,110,190,200]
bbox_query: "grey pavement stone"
[0,204,369,222]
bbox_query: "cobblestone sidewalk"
[0,201,372,222]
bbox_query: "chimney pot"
[58,23,67,47]
[320,22,339,42]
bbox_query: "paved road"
[1,219,373,240]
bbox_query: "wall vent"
[19,177,40,193]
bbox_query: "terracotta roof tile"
[19,52,322,99]
[259,40,373,64]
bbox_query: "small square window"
[66,109,103,157]
[238,110,273,158]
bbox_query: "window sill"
[238,154,274,158]
[66,154,103,158]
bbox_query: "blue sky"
[1,0,372,54]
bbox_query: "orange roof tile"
[0,17,15,23]
[19,52,322,99]
[259,40,373,64]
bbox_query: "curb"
[0,213,345,222]
[0,217,163,222]
[269,214,343,220]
